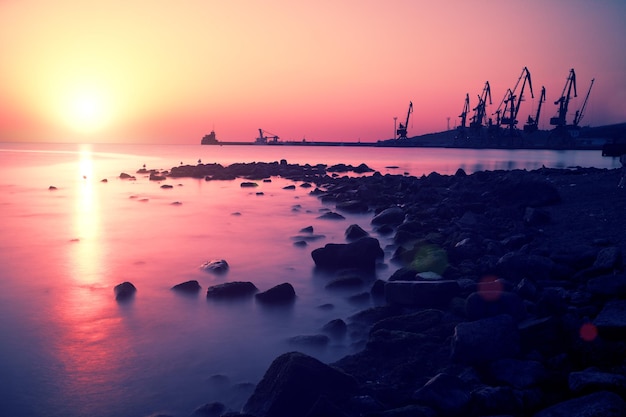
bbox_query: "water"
[0,143,620,417]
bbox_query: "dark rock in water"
[160,184,173,189]
[388,267,418,282]
[385,280,460,307]
[114,281,136,300]
[322,319,347,338]
[451,314,520,365]
[171,280,201,293]
[255,282,296,304]
[336,200,369,213]
[300,225,314,233]
[465,291,527,322]
[371,206,405,226]
[412,373,471,416]
[190,402,226,416]
[119,172,135,179]
[317,211,346,220]
[569,369,626,395]
[287,334,330,347]
[312,237,383,270]
[240,182,258,188]
[293,240,307,247]
[345,224,369,240]
[325,275,364,290]
[200,259,229,274]
[149,172,166,181]
[282,184,296,190]
[48,185,57,190]
[487,358,547,389]
[243,352,357,417]
[594,300,626,338]
[533,391,626,417]
[206,281,258,299]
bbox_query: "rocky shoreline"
[142,161,626,417]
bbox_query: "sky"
[1,0,625,144]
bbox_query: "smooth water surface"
[0,143,620,417]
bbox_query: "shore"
[163,163,626,417]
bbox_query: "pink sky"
[1,1,625,143]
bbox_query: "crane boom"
[550,68,577,127]
[573,78,594,127]
[524,86,545,133]
[497,67,534,133]
[459,94,470,128]
[470,81,491,129]
[396,101,413,139]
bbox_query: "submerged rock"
[114,281,136,301]
[255,283,296,304]
[200,259,229,274]
[311,237,383,270]
[243,352,357,417]
[206,281,258,299]
[171,280,201,293]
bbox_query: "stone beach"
[140,161,626,417]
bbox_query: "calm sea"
[0,143,620,417]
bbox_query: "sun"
[63,87,111,134]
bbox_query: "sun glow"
[63,87,111,134]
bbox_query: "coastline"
[163,162,626,416]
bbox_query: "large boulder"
[371,206,405,226]
[114,281,136,300]
[533,391,626,417]
[206,281,258,299]
[385,280,460,307]
[311,237,383,270]
[171,280,201,293]
[451,314,520,365]
[255,283,296,304]
[593,300,626,338]
[243,352,357,417]
[200,259,229,274]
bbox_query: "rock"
[370,309,444,334]
[533,391,626,417]
[325,275,364,290]
[471,385,524,416]
[593,300,626,338]
[255,283,296,304]
[345,224,369,240]
[586,273,626,297]
[408,244,449,275]
[336,200,369,213]
[385,280,460,307]
[412,373,471,416]
[171,280,201,293]
[416,271,443,281]
[496,252,555,282]
[190,402,226,416]
[282,184,296,190]
[311,237,383,270]
[160,184,173,189]
[300,225,314,233]
[48,185,57,190]
[206,281,258,299]
[388,267,418,281]
[592,246,622,272]
[569,369,626,395]
[317,211,346,220]
[371,206,405,226]
[149,172,166,181]
[491,178,560,207]
[488,358,547,388]
[451,315,520,365]
[322,319,347,338]
[243,352,357,417]
[524,206,551,225]
[465,291,527,322]
[240,182,258,187]
[114,281,136,300]
[119,172,135,179]
[200,259,229,274]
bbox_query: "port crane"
[396,101,413,139]
[497,67,534,134]
[470,82,492,129]
[524,86,546,133]
[458,94,470,129]
[256,129,280,144]
[550,68,577,128]
[572,78,595,127]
